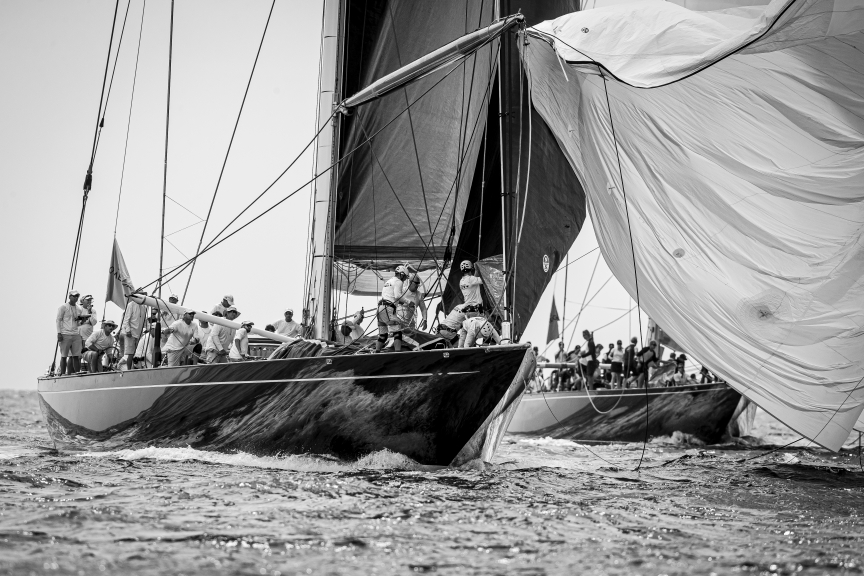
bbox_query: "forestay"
[524,0,864,450]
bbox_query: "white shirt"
[440,306,467,330]
[461,316,500,347]
[397,288,424,327]
[195,325,212,348]
[206,324,235,352]
[381,276,405,304]
[163,319,198,352]
[229,327,250,359]
[85,330,114,352]
[272,319,302,338]
[56,303,84,336]
[78,307,98,339]
[611,347,625,363]
[122,302,148,337]
[459,274,483,306]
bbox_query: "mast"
[496,0,514,337]
[306,0,346,340]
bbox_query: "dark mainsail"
[443,0,587,337]
[333,0,497,271]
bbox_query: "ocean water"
[1,389,862,576]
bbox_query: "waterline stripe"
[39,371,481,395]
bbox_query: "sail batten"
[524,0,864,450]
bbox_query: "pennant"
[546,297,560,344]
[106,238,135,309]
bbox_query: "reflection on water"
[1,389,861,575]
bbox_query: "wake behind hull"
[508,384,741,444]
[37,345,532,466]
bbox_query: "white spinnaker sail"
[524,0,864,450]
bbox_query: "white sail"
[523,0,864,450]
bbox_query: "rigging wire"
[52,0,122,374]
[158,0,175,300]
[600,71,648,472]
[111,0,147,239]
[181,0,277,305]
[567,250,600,351]
[137,57,470,293]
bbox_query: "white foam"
[80,446,428,472]
[515,436,580,448]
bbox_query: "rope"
[600,71,647,471]
[537,389,621,469]
[181,0,277,305]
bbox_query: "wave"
[79,446,433,473]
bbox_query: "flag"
[546,297,560,344]
[106,238,135,309]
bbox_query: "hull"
[38,345,533,466]
[508,384,741,444]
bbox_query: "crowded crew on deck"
[50,258,520,374]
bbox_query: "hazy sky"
[1,0,655,390]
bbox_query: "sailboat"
[515,0,864,451]
[36,0,589,466]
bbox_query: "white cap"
[285,308,294,314]
[224,295,234,305]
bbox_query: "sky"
[0,0,663,391]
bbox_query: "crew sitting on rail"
[435,304,471,347]
[83,319,117,373]
[272,308,302,338]
[458,260,484,314]
[459,315,501,348]
[376,265,409,353]
[162,310,199,367]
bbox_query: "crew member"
[459,315,500,348]
[78,294,98,349]
[435,304,467,347]
[205,308,238,363]
[189,314,210,365]
[376,265,409,352]
[623,337,638,387]
[336,309,365,344]
[272,308,302,338]
[162,310,199,367]
[121,297,148,370]
[579,330,597,390]
[56,290,84,375]
[458,260,484,314]
[82,319,117,373]
[396,274,428,330]
[553,341,569,391]
[211,295,234,317]
[229,321,254,362]
[609,340,625,388]
[134,325,158,369]
[636,340,658,387]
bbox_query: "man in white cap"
[204,307,238,363]
[56,290,84,375]
[459,315,501,348]
[121,296,149,370]
[83,319,117,373]
[211,295,235,317]
[229,320,254,362]
[162,310,200,367]
[272,308,301,338]
[77,294,98,351]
